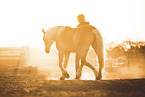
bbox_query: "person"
[77,14,90,27]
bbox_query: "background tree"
[106,41,145,59]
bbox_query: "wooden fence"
[105,58,145,73]
[0,46,30,71]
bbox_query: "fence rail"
[105,58,145,69]
[0,46,30,71]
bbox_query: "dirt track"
[0,72,145,97]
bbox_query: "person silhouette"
[77,14,90,27]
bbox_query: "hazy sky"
[0,0,145,48]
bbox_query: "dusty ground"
[0,71,145,97]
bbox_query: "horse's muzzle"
[45,49,50,54]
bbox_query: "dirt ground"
[0,71,145,97]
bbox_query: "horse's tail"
[42,28,46,34]
[92,29,104,68]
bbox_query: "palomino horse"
[42,25,104,80]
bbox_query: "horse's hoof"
[96,75,102,80]
[75,77,80,80]
[60,76,65,80]
[65,73,70,79]
[75,75,80,80]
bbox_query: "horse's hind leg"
[76,59,99,80]
[60,53,70,79]
[92,39,104,80]
[75,50,89,79]
[75,57,98,80]
[85,61,98,79]
[59,52,69,80]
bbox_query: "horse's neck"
[46,26,63,41]
[53,26,66,41]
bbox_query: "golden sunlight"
[0,1,145,96]
[0,0,145,48]
[0,0,145,80]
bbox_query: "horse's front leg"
[76,58,85,79]
[60,53,70,80]
[75,53,79,78]
[59,52,69,80]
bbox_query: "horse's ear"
[42,28,46,34]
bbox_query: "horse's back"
[76,25,95,45]
[60,26,76,42]
[58,26,77,51]
[57,25,101,54]
[77,25,96,32]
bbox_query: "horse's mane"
[47,26,73,32]
[50,26,72,29]
[45,26,73,40]
[45,26,64,36]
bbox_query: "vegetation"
[106,41,145,59]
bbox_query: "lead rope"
[53,47,58,55]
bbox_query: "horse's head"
[42,28,54,54]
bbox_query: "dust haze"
[29,47,145,80]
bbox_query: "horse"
[42,25,104,80]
